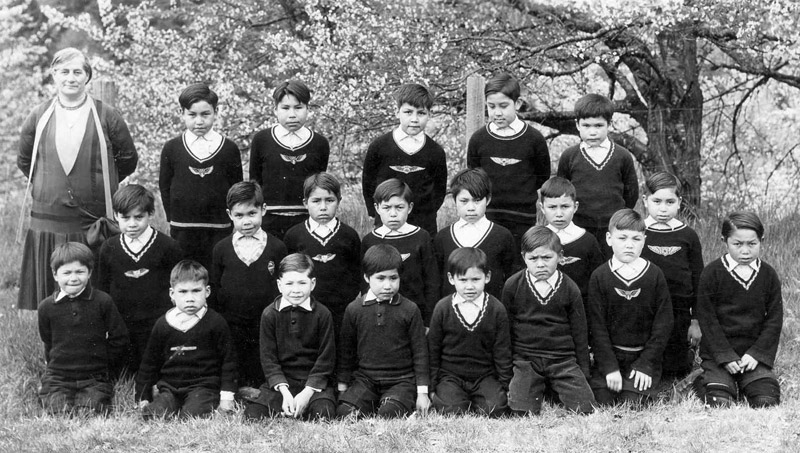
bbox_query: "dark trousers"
[229,323,264,388]
[142,384,219,419]
[264,213,307,240]
[39,370,113,415]
[125,318,158,376]
[244,378,336,420]
[171,227,230,272]
[590,348,662,405]
[509,357,595,414]
[337,372,416,418]
[432,372,507,417]
[662,305,692,377]
[694,359,780,408]
[583,225,611,260]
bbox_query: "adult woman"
[17,48,138,310]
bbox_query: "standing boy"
[244,254,337,420]
[283,173,361,333]
[428,247,512,417]
[159,83,243,271]
[250,80,330,238]
[210,181,287,388]
[557,93,638,257]
[38,242,129,415]
[337,244,431,418]
[98,184,184,374]
[502,227,595,415]
[362,83,448,235]
[588,209,673,405]
[135,260,237,419]
[361,179,439,325]
[467,72,551,244]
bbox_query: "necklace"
[57,95,88,111]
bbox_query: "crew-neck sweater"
[559,230,605,302]
[640,224,703,310]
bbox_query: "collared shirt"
[452,216,491,247]
[308,217,338,240]
[232,228,267,266]
[644,216,684,231]
[723,253,760,281]
[276,297,313,312]
[546,221,585,245]
[451,292,486,325]
[124,226,154,254]
[185,129,223,161]
[274,124,311,149]
[531,270,560,298]
[392,127,425,155]
[55,286,88,303]
[374,222,416,238]
[610,256,648,280]
[580,138,612,165]
[165,305,207,333]
[488,117,525,137]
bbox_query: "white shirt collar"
[55,286,87,302]
[488,117,525,136]
[546,222,584,244]
[274,124,311,142]
[165,305,207,332]
[451,292,486,308]
[124,225,154,246]
[393,127,424,144]
[454,216,491,231]
[528,269,560,287]
[308,217,338,233]
[644,216,684,230]
[610,256,647,273]
[185,128,221,143]
[375,222,416,237]
[722,254,760,272]
[277,297,313,312]
[233,228,267,243]
[580,137,611,151]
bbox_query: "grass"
[1,189,800,452]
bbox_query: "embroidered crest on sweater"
[390,165,425,174]
[280,153,307,165]
[614,287,641,300]
[579,141,615,171]
[647,245,681,256]
[489,157,521,166]
[560,256,582,265]
[124,268,150,279]
[189,165,214,178]
[268,261,275,275]
[312,253,336,263]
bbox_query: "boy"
[135,260,237,419]
[210,181,287,388]
[501,227,595,415]
[428,247,512,417]
[538,176,604,309]
[434,168,517,300]
[337,244,431,418]
[361,178,439,325]
[467,72,551,244]
[159,83,243,271]
[283,173,361,333]
[556,93,638,257]
[587,209,673,405]
[362,83,447,235]
[98,184,184,374]
[250,80,330,238]
[38,242,129,414]
[244,254,336,420]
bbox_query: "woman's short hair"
[51,48,92,83]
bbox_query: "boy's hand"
[415,393,431,415]
[629,370,652,391]
[293,387,315,418]
[279,386,295,417]
[137,400,149,410]
[218,398,235,412]
[337,382,348,393]
[724,360,742,374]
[687,319,702,347]
[739,354,758,372]
[606,371,622,392]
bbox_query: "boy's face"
[53,261,91,297]
[606,228,645,264]
[486,92,521,129]
[182,101,217,137]
[448,267,490,303]
[277,270,316,306]
[115,207,152,240]
[540,195,577,230]
[227,201,266,237]
[643,188,681,224]
[364,269,400,301]
[170,280,209,316]
[576,117,610,147]
[274,94,309,132]
[724,228,761,266]
[454,189,489,225]
[395,103,429,136]
[304,187,339,225]
[522,246,560,281]
[375,196,412,231]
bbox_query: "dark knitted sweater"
[559,231,605,302]
[467,123,550,219]
[696,257,782,368]
[338,294,430,386]
[641,224,703,310]
[501,270,591,377]
[38,286,129,379]
[427,293,512,388]
[249,126,329,216]
[260,298,336,390]
[210,233,287,327]
[97,231,184,323]
[159,135,242,227]
[135,308,237,401]
[361,132,447,221]
[588,261,673,376]
[556,142,638,230]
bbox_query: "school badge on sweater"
[189,166,214,178]
[390,165,425,174]
[647,245,681,256]
[489,157,521,166]
[280,153,307,165]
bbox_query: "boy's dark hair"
[447,247,489,277]
[722,211,764,240]
[50,241,94,273]
[574,93,614,122]
[179,83,219,111]
[539,176,577,202]
[484,72,520,101]
[362,244,403,277]
[277,253,316,279]
[303,172,341,201]
[273,80,311,106]
[608,208,645,233]
[112,184,155,215]
[520,226,562,255]
[645,172,682,197]
[373,178,413,205]
[449,168,492,200]
[394,83,434,110]
[227,181,264,210]
[170,260,209,286]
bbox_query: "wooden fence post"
[465,75,486,152]
[90,79,117,106]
